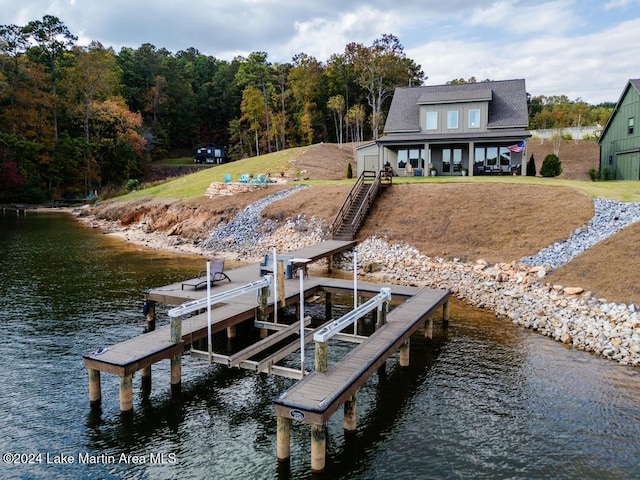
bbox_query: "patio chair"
[181,259,231,290]
[239,173,251,183]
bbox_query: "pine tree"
[526,154,537,176]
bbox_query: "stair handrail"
[330,171,368,236]
[350,171,382,236]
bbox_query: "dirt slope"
[97,140,638,305]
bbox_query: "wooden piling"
[399,339,410,368]
[88,368,101,407]
[277,263,286,307]
[425,317,434,340]
[315,341,328,373]
[343,393,357,432]
[310,424,326,473]
[142,300,155,395]
[443,300,450,328]
[226,325,236,339]
[276,416,291,462]
[171,354,181,393]
[119,375,133,412]
[259,284,269,338]
[325,292,332,320]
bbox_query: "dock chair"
[181,259,231,290]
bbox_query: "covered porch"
[377,140,527,177]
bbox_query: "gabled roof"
[383,79,529,133]
[598,79,640,144]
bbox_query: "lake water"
[0,211,639,480]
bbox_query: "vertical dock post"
[344,393,357,432]
[311,339,328,472]
[443,300,450,328]
[119,375,133,413]
[315,341,328,374]
[399,339,410,368]
[259,282,269,338]
[170,316,182,393]
[325,292,332,320]
[88,368,101,407]
[311,423,326,473]
[276,416,291,463]
[425,317,434,340]
[142,300,155,396]
[277,263,286,307]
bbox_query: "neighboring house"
[598,79,640,180]
[193,144,230,164]
[357,79,531,177]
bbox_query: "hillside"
[88,140,639,305]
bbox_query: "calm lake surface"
[0,211,639,480]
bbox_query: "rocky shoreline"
[77,192,640,367]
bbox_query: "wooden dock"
[81,239,451,473]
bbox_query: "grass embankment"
[100,144,640,305]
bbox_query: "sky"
[2,0,639,104]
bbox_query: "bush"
[126,178,139,191]
[540,154,563,177]
[526,154,537,176]
[588,167,599,182]
[602,167,612,180]
[346,162,353,179]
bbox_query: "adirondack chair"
[239,173,251,183]
[223,173,232,183]
[181,259,231,290]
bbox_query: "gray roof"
[377,130,532,144]
[384,79,529,133]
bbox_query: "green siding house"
[598,79,640,180]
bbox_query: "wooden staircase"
[331,170,391,241]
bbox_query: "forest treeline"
[0,15,614,202]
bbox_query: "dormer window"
[426,111,438,130]
[447,110,459,129]
[469,109,480,128]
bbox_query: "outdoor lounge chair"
[181,259,231,290]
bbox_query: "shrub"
[126,178,139,191]
[526,154,537,176]
[540,154,563,177]
[588,168,599,182]
[346,162,353,178]
[602,167,612,180]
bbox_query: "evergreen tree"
[540,154,563,177]
[526,154,537,176]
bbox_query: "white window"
[447,110,459,129]
[426,111,438,130]
[469,109,480,128]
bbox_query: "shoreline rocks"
[77,194,640,367]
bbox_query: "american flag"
[507,141,525,153]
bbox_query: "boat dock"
[82,239,451,472]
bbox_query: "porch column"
[469,141,475,176]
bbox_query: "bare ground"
[90,140,640,305]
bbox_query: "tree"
[240,85,266,155]
[235,52,274,152]
[345,104,365,143]
[346,34,423,139]
[526,154,536,176]
[327,94,345,147]
[540,153,563,177]
[23,15,77,142]
[288,53,324,146]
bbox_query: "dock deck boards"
[273,287,450,425]
[83,240,356,375]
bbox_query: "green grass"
[117,146,640,203]
[123,146,309,200]
[391,175,640,202]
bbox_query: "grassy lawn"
[122,147,640,203]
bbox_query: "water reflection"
[1,212,640,479]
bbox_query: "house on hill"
[193,144,230,164]
[356,79,531,177]
[598,79,640,180]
